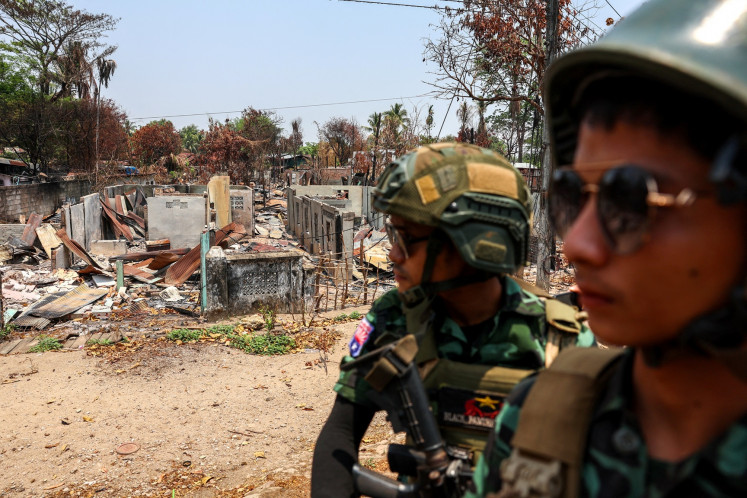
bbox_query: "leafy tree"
[197,118,250,182]
[239,107,283,184]
[130,120,182,170]
[318,117,363,168]
[298,142,319,157]
[179,124,204,154]
[0,0,118,97]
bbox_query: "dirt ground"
[0,306,399,498]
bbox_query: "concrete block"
[70,202,86,249]
[82,193,102,249]
[147,195,206,250]
[229,189,254,235]
[90,240,128,257]
[205,246,228,318]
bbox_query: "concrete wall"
[204,247,314,318]
[286,193,355,278]
[146,195,207,250]
[0,180,90,223]
[286,185,383,228]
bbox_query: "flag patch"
[348,317,374,357]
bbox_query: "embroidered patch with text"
[438,386,505,432]
[348,317,374,357]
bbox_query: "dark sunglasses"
[549,165,700,254]
[384,222,430,259]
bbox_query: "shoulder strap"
[506,275,552,298]
[505,347,624,498]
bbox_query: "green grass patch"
[229,333,295,356]
[207,324,235,335]
[167,328,203,342]
[333,311,363,322]
[29,335,63,353]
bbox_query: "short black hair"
[576,75,743,163]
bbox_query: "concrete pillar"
[205,246,228,318]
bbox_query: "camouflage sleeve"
[332,290,403,407]
[468,375,536,497]
[332,307,379,407]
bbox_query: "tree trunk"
[536,0,560,291]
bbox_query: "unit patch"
[438,386,504,432]
[348,317,374,357]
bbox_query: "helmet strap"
[642,285,747,382]
[399,231,496,307]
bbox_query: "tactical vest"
[491,347,623,498]
[401,288,585,466]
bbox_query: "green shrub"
[0,323,15,341]
[167,328,203,342]
[333,311,362,322]
[259,306,276,332]
[29,335,63,353]
[229,333,295,356]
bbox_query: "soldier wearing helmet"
[311,142,594,497]
[471,0,747,496]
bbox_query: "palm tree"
[425,105,434,141]
[383,103,410,155]
[364,112,383,185]
[94,57,117,184]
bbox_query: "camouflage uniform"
[470,348,747,497]
[334,277,595,461]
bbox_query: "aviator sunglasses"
[549,164,700,254]
[384,222,430,259]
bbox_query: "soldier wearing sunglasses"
[311,143,594,497]
[471,0,747,496]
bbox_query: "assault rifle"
[340,335,472,498]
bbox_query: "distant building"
[514,162,541,192]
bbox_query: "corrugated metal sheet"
[30,285,108,319]
[55,229,109,272]
[12,293,62,329]
[21,213,42,246]
[164,223,247,286]
[100,198,134,241]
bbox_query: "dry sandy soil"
[0,307,399,498]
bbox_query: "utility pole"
[535,0,560,291]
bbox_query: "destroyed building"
[0,176,395,355]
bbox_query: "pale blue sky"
[73,0,646,140]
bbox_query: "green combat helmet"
[546,0,747,167]
[544,0,747,377]
[373,142,531,305]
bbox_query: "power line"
[129,93,435,122]
[337,0,450,10]
[604,0,622,18]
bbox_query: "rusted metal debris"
[100,198,134,241]
[21,213,42,246]
[122,264,160,284]
[164,222,247,286]
[29,284,108,319]
[109,248,189,262]
[55,229,110,274]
